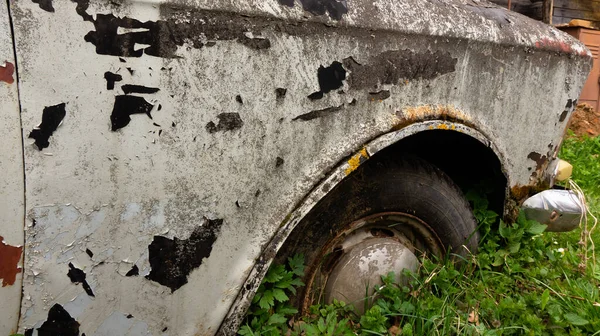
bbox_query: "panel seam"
[5,0,27,332]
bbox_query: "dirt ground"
[568,103,600,137]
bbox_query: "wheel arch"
[217,119,509,335]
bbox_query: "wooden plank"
[489,0,540,18]
[488,0,532,7]
[552,0,600,25]
[553,16,577,24]
[542,0,553,24]
[553,7,600,21]
[553,0,600,11]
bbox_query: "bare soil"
[568,103,600,137]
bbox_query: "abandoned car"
[0,0,592,335]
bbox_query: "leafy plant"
[239,254,305,336]
[240,135,600,336]
[300,301,355,336]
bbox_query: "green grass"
[557,134,600,253]
[240,135,600,336]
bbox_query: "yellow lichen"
[345,148,369,175]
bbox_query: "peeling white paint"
[94,312,150,336]
[63,292,93,319]
[1,0,590,335]
[0,0,24,333]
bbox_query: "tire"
[277,154,479,310]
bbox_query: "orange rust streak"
[0,236,22,287]
[394,104,475,131]
[0,61,15,84]
[510,185,533,202]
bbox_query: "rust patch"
[509,180,549,213]
[508,184,536,222]
[0,61,15,84]
[344,148,369,175]
[394,104,474,130]
[527,152,548,172]
[0,236,23,287]
[510,180,550,205]
[510,185,534,202]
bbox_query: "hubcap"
[324,238,418,307]
[304,212,444,314]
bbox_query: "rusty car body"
[0,0,592,335]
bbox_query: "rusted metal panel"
[0,0,25,334]
[3,0,591,335]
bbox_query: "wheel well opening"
[375,129,507,214]
[275,129,502,310]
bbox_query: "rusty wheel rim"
[301,212,445,313]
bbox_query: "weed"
[560,134,600,197]
[240,136,600,335]
[239,254,305,336]
[300,302,356,336]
